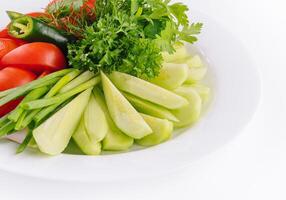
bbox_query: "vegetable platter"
[0,0,210,156]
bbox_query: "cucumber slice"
[33,89,92,155]
[83,94,108,142]
[151,63,189,90]
[109,71,189,109]
[190,84,211,103]
[93,88,133,151]
[101,72,152,139]
[72,118,101,155]
[172,86,202,128]
[186,55,203,68]
[136,114,173,146]
[64,139,84,155]
[123,92,179,122]
[185,67,208,84]
[175,55,203,67]
[162,44,188,63]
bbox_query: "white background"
[0,0,285,199]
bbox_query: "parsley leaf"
[67,12,162,79]
[67,0,203,79]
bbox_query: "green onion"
[22,76,101,110]
[0,69,73,107]
[8,86,50,122]
[0,88,16,98]
[33,98,72,125]
[0,115,9,127]
[16,110,39,131]
[14,111,28,131]
[45,70,82,98]
[0,121,15,137]
[59,71,95,93]
[16,128,34,154]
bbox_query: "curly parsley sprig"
[67,0,203,79]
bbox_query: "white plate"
[0,1,260,182]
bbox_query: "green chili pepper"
[8,16,75,52]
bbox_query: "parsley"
[67,0,203,79]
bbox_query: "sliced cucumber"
[64,139,84,155]
[109,71,189,110]
[136,114,173,146]
[186,55,203,68]
[185,67,208,84]
[175,55,203,67]
[72,117,101,155]
[93,88,133,151]
[162,44,188,63]
[123,92,179,122]
[172,86,202,128]
[83,94,108,142]
[190,84,211,103]
[151,63,189,90]
[33,89,92,155]
[101,72,152,139]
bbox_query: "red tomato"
[0,42,67,74]
[0,99,22,117]
[0,38,19,60]
[38,71,50,78]
[0,28,27,46]
[26,12,49,18]
[0,67,36,117]
[0,28,9,37]
[0,67,36,91]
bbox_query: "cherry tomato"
[0,42,67,74]
[0,67,36,117]
[0,38,19,60]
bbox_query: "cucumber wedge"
[109,71,189,109]
[185,67,207,84]
[101,72,152,139]
[83,94,108,142]
[190,84,211,103]
[175,55,203,68]
[151,63,189,90]
[93,88,133,151]
[172,86,202,128]
[123,92,179,122]
[162,44,188,63]
[136,114,173,146]
[186,55,203,68]
[72,118,101,155]
[33,89,92,155]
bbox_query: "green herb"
[16,128,33,154]
[45,0,96,38]
[67,0,202,79]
